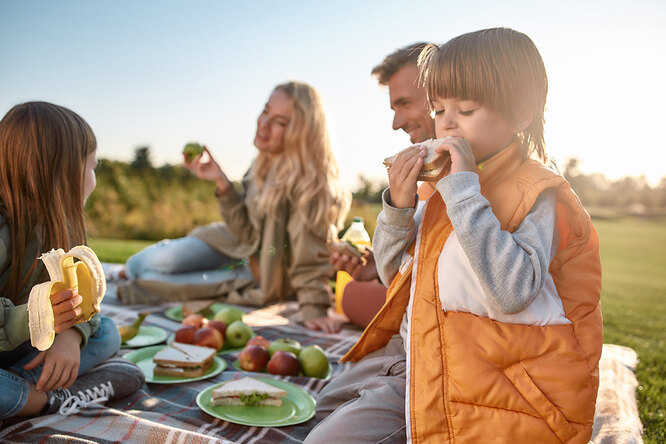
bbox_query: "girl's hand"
[387,146,426,208]
[434,137,475,175]
[304,316,342,334]
[183,146,232,193]
[25,328,82,392]
[50,289,83,334]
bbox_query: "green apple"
[183,142,204,162]
[298,345,330,379]
[225,320,253,348]
[214,307,244,326]
[267,338,302,357]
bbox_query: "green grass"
[88,237,153,263]
[89,216,666,442]
[594,217,666,443]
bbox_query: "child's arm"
[437,172,557,314]
[373,188,419,286]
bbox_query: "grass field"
[89,216,666,443]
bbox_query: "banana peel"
[27,246,106,351]
[118,312,149,343]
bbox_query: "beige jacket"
[118,163,336,321]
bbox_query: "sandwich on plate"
[182,300,215,318]
[383,137,452,181]
[210,376,287,407]
[152,342,216,377]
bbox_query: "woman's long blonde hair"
[253,82,350,235]
[0,102,96,302]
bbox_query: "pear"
[118,312,149,343]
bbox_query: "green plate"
[231,358,332,380]
[121,326,168,349]
[123,345,226,384]
[165,303,233,322]
[167,333,252,355]
[196,377,316,427]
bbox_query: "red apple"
[239,345,269,372]
[174,324,197,344]
[206,320,227,338]
[246,335,271,349]
[266,350,300,376]
[194,326,224,350]
[182,313,205,329]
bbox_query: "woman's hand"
[50,289,83,334]
[434,137,475,175]
[183,146,233,194]
[330,250,379,281]
[387,145,425,209]
[304,316,342,334]
[25,328,82,392]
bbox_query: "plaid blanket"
[0,280,643,443]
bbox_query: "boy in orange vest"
[306,28,602,444]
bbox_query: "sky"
[1,0,665,189]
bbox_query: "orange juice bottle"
[334,217,371,313]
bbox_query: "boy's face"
[432,97,515,163]
[388,64,436,144]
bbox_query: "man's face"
[388,64,436,144]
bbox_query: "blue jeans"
[124,236,251,284]
[0,316,120,419]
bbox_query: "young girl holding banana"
[0,102,144,420]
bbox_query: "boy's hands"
[387,146,426,208]
[25,328,82,392]
[50,289,83,334]
[434,137,475,175]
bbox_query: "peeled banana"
[118,312,149,343]
[27,246,106,351]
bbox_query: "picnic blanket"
[0,277,644,443]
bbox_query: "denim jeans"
[0,316,120,419]
[124,236,251,284]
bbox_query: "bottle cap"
[353,216,364,223]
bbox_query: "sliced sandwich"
[153,342,216,378]
[326,240,369,265]
[210,377,287,407]
[182,300,215,318]
[383,137,452,181]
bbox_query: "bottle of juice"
[334,217,371,314]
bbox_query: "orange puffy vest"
[342,143,602,443]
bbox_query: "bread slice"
[211,377,287,407]
[153,342,216,378]
[383,138,451,181]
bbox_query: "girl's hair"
[253,82,350,235]
[0,101,96,302]
[419,28,548,162]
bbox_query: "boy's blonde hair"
[0,102,95,302]
[253,81,350,235]
[419,28,548,162]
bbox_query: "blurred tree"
[131,146,152,171]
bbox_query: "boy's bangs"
[421,42,498,110]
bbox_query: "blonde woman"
[117,82,351,333]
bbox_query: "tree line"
[85,148,666,241]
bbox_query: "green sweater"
[0,212,99,351]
